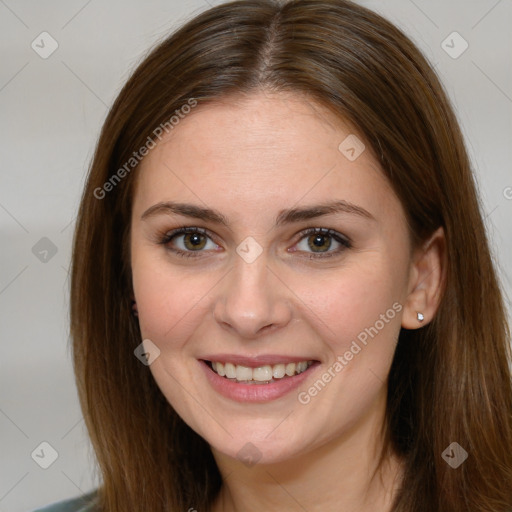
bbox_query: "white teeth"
[297,361,307,373]
[272,363,286,379]
[209,360,313,382]
[253,365,273,382]
[216,362,225,377]
[285,363,296,376]
[224,362,236,379]
[236,365,253,381]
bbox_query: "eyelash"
[157,226,352,260]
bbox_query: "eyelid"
[157,226,352,258]
[295,227,351,246]
[159,226,219,244]
[290,227,351,259]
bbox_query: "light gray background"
[0,1,510,511]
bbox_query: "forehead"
[132,91,402,228]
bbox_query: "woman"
[34,0,512,510]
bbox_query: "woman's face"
[130,91,415,465]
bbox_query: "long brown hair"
[70,1,512,510]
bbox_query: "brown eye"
[182,232,207,251]
[160,227,220,257]
[307,233,332,252]
[295,228,351,257]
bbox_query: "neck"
[209,395,404,512]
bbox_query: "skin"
[130,90,445,512]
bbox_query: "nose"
[212,255,293,339]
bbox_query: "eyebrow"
[140,200,375,226]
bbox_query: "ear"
[402,227,446,329]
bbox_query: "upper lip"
[200,354,319,368]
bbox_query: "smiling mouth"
[204,360,316,384]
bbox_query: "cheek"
[288,259,404,432]
[292,256,404,366]
[131,251,212,347]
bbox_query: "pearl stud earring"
[417,312,424,322]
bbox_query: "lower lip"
[199,360,320,403]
